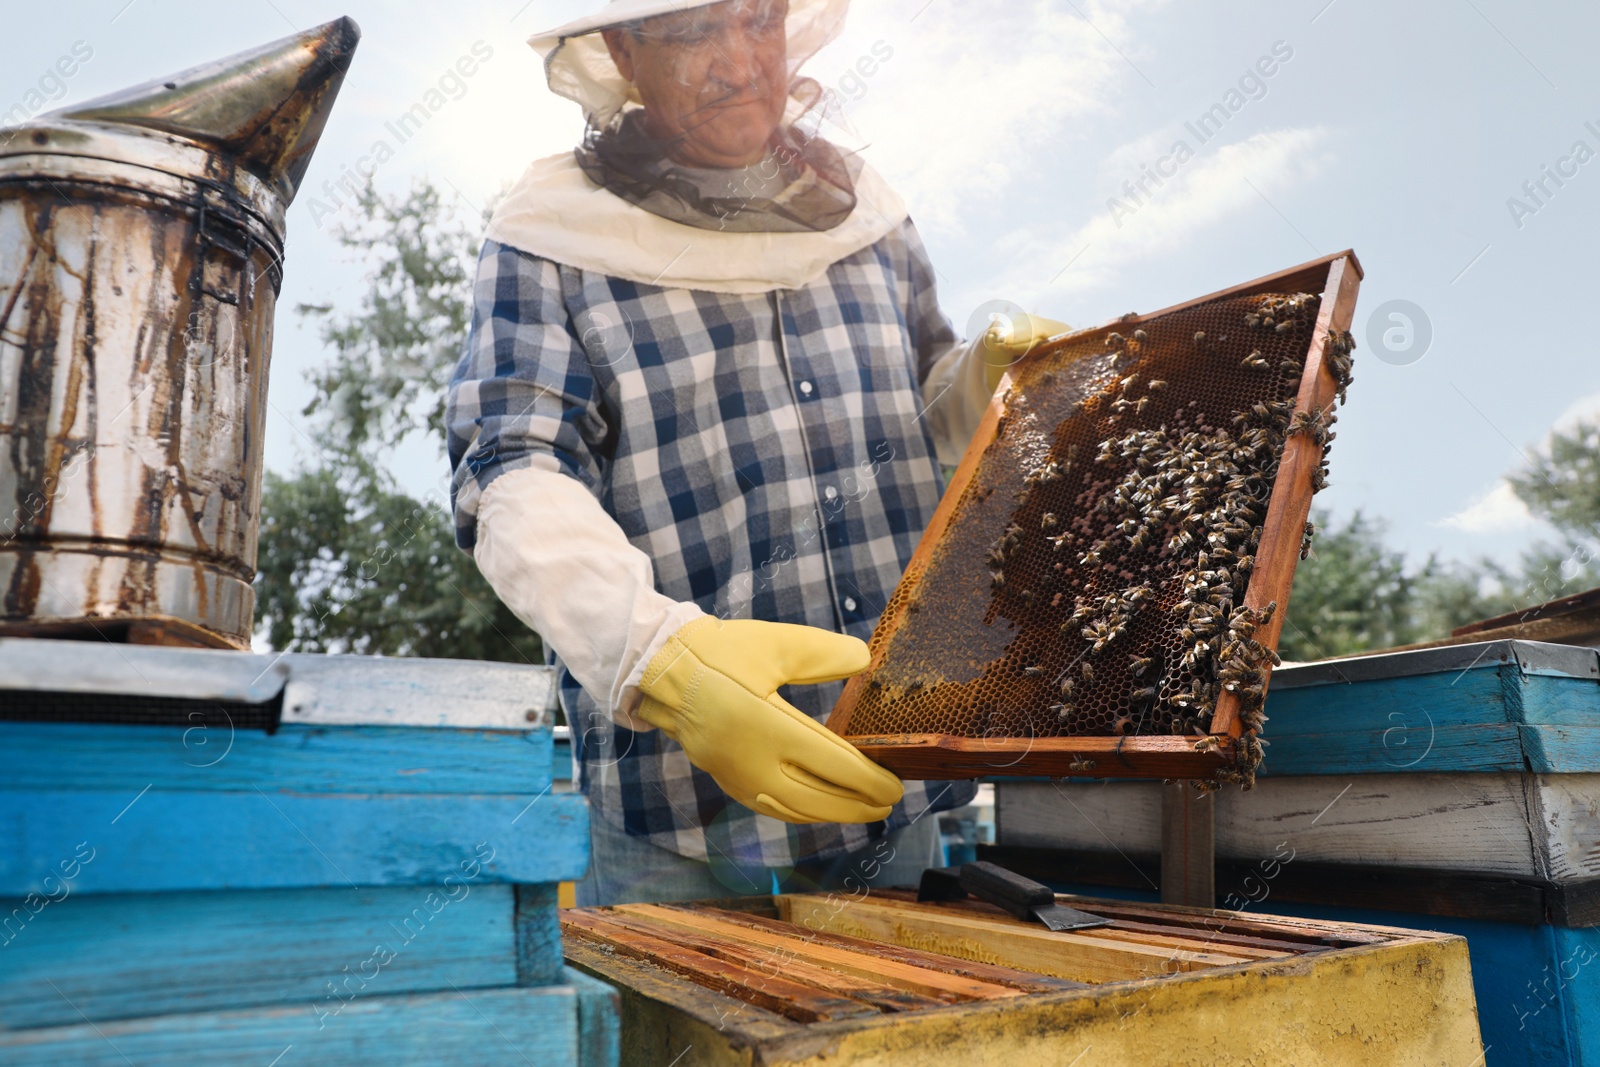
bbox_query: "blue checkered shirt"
[446,220,976,868]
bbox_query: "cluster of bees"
[976,291,1355,786]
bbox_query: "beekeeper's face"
[603,0,789,168]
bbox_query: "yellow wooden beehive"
[563,889,1481,1066]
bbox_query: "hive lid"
[0,17,359,208]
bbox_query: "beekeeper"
[447,0,1065,905]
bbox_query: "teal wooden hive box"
[0,637,616,1066]
[987,639,1600,1067]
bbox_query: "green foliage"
[1284,415,1600,662]
[254,180,541,664]
[1510,418,1600,541]
[1279,511,1514,662]
[256,461,540,661]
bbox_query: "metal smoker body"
[0,19,358,648]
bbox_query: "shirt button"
[799,380,814,395]
[843,597,858,612]
[824,486,838,501]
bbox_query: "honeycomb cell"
[846,291,1348,783]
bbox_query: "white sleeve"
[472,463,704,728]
[920,335,996,468]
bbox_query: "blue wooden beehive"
[0,638,616,1066]
[987,639,1600,1067]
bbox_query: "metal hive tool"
[828,252,1363,786]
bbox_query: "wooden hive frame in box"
[828,251,1363,784]
[562,891,1481,1066]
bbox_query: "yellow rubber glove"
[979,312,1072,393]
[637,617,904,824]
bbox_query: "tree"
[1506,417,1600,604]
[254,180,541,665]
[1278,511,1512,662]
[1281,416,1600,662]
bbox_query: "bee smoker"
[0,18,359,648]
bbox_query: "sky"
[5,0,1599,577]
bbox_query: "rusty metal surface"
[0,19,359,648]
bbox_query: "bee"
[1133,329,1148,342]
[1280,359,1303,375]
[1120,374,1138,393]
[990,570,1007,590]
[1193,735,1222,755]
[1049,702,1071,720]
[1193,331,1207,345]
[1105,331,1126,350]
[1082,662,1096,683]
[1242,351,1268,369]
[1112,397,1133,413]
[1135,397,1151,414]
[1131,686,1157,704]
[1060,677,1076,697]
[1042,512,1059,530]
[1068,757,1098,773]
[1020,588,1035,603]
[1024,664,1044,677]
[1276,320,1295,333]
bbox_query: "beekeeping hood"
[488,0,907,294]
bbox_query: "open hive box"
[829,252,1363,786]
[563,891,1479,1066]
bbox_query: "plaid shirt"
[447,220,976,868]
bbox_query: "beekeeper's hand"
[637,618,904,824]
[979,312,1072,393]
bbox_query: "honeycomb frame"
[829,251,1364,783]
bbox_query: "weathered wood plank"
[0,722,552,795]
[564,965,622,1067]
[778,894,1254,982]
[996,775,1551,878]
[514,884,564,987]
[614,903,1025,1001]
[565,937,796,1066]
[871,886,1384,948]
[1160,782,1213,907]
[1259,724,1528,776]
[678,904,1089,993]
[561,912,877,1023]
[0,789,589,894]
[0,984,588,1066]
[1517,674,1600,727]
[592,908,954,1013]
[0,885,517,1030]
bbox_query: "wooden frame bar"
[829,251,1364,781]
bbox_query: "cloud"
[1550,390,1600,436]
[994,125,1330,306]
[817,0,1167,234]
[1441,481,1539,534]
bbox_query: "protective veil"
[491,0,906,293]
